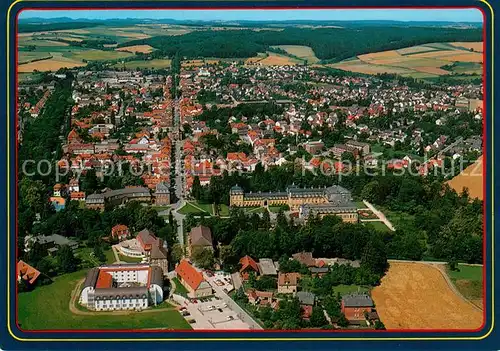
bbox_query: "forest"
[120,26,482,61]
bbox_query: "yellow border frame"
[6,0,495,342]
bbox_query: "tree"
[56,245,79,273]
[171,243,185,264]
[337,313,349,328]
[191,247,215,269]
[310,306,328,327]
[93,244,106,263]
[374,320,386,330]
[191,176,202,200]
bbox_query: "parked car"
[226,316,234,321]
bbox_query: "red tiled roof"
[96,271,113,289]
[239,255,259,273]
[175,259,204,291]
[17,260,40,285]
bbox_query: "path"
[69,279,177,316]
[363,200,395,231]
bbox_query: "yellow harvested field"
[116,45,154,54]
[358,50,401,62]
[258,53,299,66]
[18,59,85,72]
[447,156,483,200]
[372,262,483,330]
[449,42,483,52]
[438,52,484,63]
[182,59,220,67]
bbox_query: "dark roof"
[82,268,100,289]
[190,225,213,247]
[155,182,170,192]
[94,287,148,299]
[150,265,164,287]
[342,294,374,308]
[297,291,316,306]
[310,267,329,273]
[230,185,244,193]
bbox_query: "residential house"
[175,259,213,298]
[277,273,300,294]
[239,255,259,281]
[341,294,375,322]
[188,225,213,256]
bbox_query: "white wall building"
[80,264,164,311]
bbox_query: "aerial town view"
[16,9,484,332]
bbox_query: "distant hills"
[18,17,483,30]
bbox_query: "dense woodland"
[121,27,482,61]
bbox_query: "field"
[18,270,191,330]
[371,262,483,330]
[257,52,302,66]
[449,41,483,52]
[116,44,155,54]
[331,41,484,80]
[447,264,483,309]
[446,156,483,200]
[272,45,320,63]
[113,59,172,70]
[69,49,134,61]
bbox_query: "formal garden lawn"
[178,202,209,216]
[18,271,191,330]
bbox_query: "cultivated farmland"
[372,262,483,330]
[446,156,483,200]
[116,44,155,54]
[332,41,484,79]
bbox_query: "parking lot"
[206,271,234,293]
[179,296,251,330]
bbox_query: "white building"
[80,264,164,311]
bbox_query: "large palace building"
[230,184,358,223]
[79,264,164,311]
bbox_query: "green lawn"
[268,205,289,213]
[447,264,483,281]
[218,204,230,217]
[332,284,370,296]
[447,264,483,301]
[354,201,367,209]
[152,205,171,212]
[194,202,214,215]
[118,254,144,263]
[178,202,209,215]
[104,249,116,264]
[379,207,415,228]
[243,206,266,214]
[364,221,391,232]
[172,277,189,296]
[18,271,191,330]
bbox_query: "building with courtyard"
[79,263,164,311]
[230,184,358,223]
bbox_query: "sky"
[19,9,483,22]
